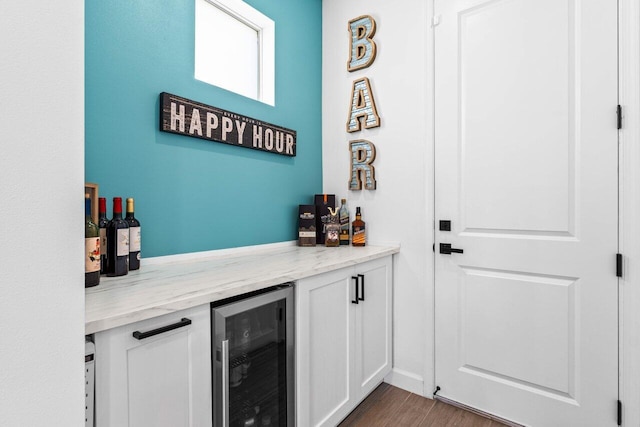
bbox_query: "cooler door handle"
[221,339,230,427]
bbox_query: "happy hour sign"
[159,92,296,156]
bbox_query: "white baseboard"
[384,368,425,397]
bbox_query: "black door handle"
[132,318,192,340]
[351,276,359,304]
[358,274,365,301]
[439,243,464,255]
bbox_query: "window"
[195,0,275,105]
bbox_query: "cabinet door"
[95,304,211,427]
[354,256,393,399]
[296,268,356,427]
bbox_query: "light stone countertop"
[85,243,399,334]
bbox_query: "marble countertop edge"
[86,244,400,334]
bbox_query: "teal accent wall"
[85,0,322,257]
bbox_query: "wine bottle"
[98,197,109,275]
[85,195,100,288]
[125,197,141,270]
[107,197,129,276]
[352,207,366,246]
[339,198,350,245]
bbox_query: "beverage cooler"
[211,284,294,427]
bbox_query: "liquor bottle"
[339,198,350,245]
[107,197,129,276]
[325,207,340,247]
[352,207,366,246]
[125,198,141,270]
[85,195,100,288]
[98,197,109,275]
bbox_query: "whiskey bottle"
[339,199,350,245]
[352,207,366,246]
[325,207,340,247]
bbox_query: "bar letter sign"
[160,92,296,157]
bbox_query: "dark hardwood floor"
[339,383,508,427]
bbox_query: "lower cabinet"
[296,256,393,427]
[94,304,212,427]
[93,255,392,427]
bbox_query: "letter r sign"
[349,140,377,190]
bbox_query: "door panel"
[357,258,392,394]
[434,0,618,425]
[461,268,576,396]
[308,277,351,425]
[460,0,575,235]
[296,270,354,427]
[127,331,191,426]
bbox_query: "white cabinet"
[94,304,211,427]
[354,257,393,398]
[296,256,392,427]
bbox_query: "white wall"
[0,1,85,425]
[322,0,433,394]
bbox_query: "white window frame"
[195,0,275,106]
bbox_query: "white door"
[434,0,618,426]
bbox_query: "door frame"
[619,0,640,425]
[424,0,640,424]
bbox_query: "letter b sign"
[347,15,377,72]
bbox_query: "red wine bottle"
[85,195,100,288]
[98,197,109,275]
[125,197,141,271]
[107,197,129,277]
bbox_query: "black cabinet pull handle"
[351,276,359,304]
[358,274,365,301]
[132,317,192,340]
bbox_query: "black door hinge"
[617,254,623,278]
[617,105,622,130]
[618,399,622,426]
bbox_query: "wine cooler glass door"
[213,286,294,427]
